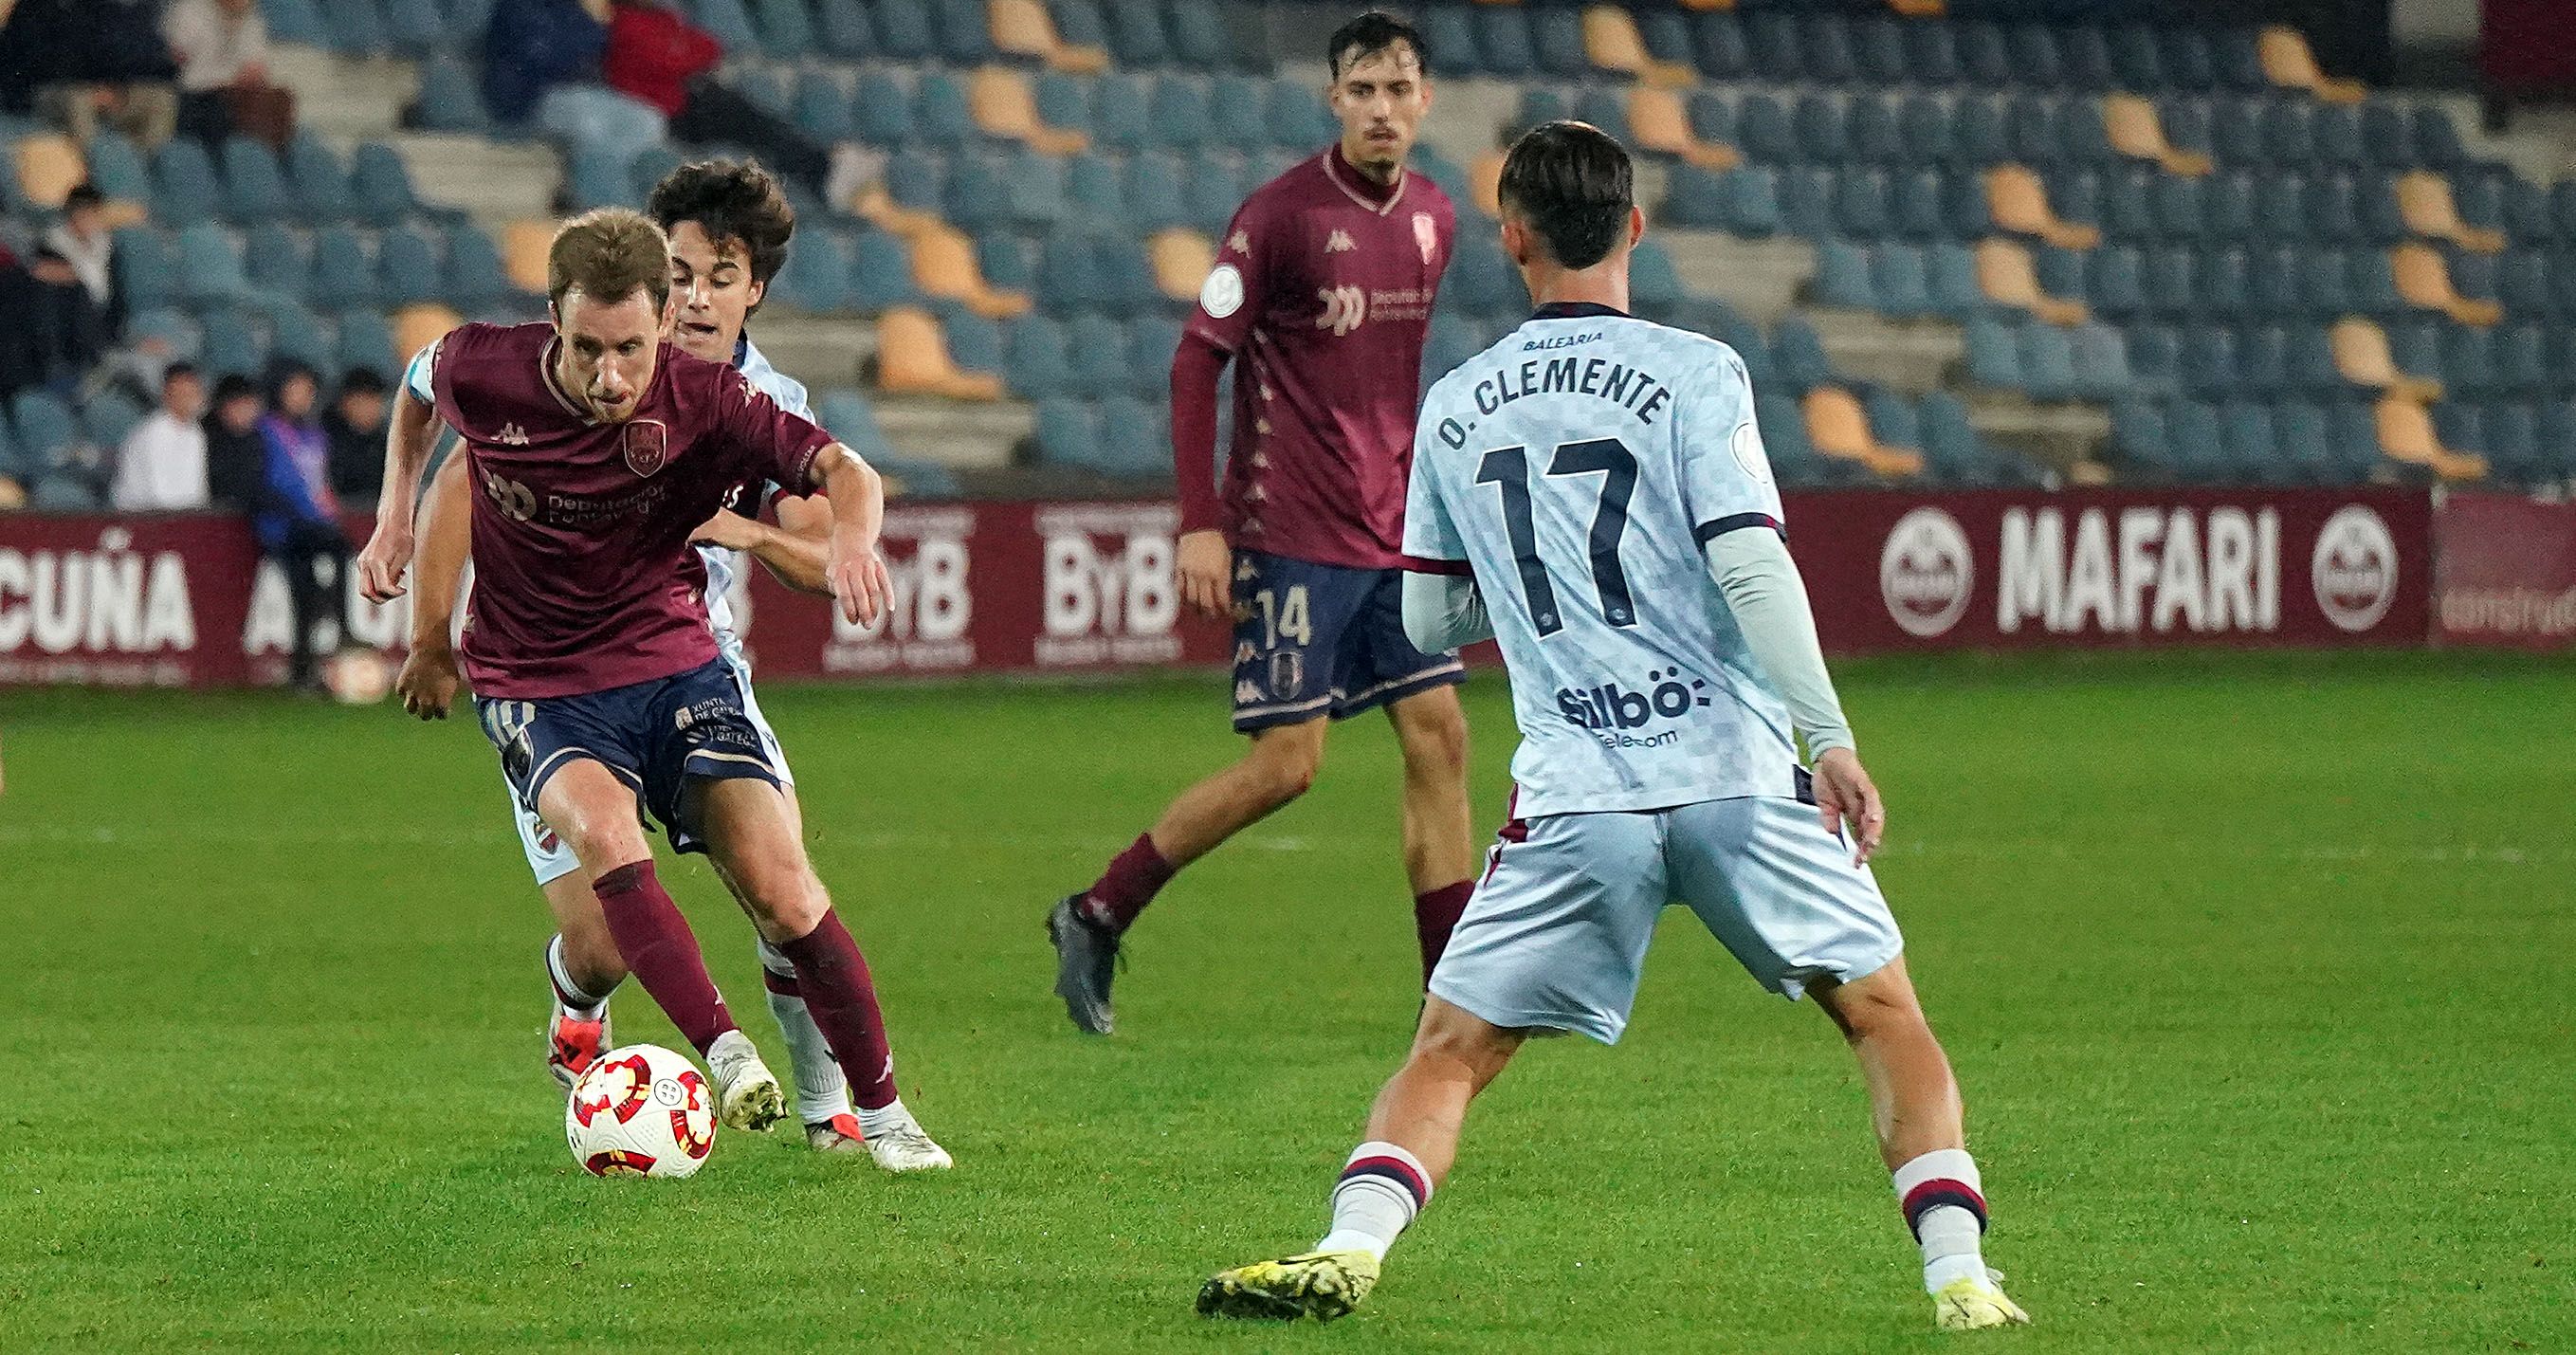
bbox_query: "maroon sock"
[776,909,900,1111]
[760,968,802,999]
[1080,832,1176,932]
[592,861,738,1055]
[1414,881,1475,986]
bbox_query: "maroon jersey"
[429,321,831,698]
[1185,146,1455,570]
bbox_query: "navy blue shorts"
[1229,551,1465,733]
[475,658,784,856]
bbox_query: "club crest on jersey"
[623,419,669,477]
[1412,212,1437,264]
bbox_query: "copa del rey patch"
[624,419,669,477]
[1413,211,1437,264]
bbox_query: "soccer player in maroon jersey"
[1048,11,1476,1035]
[354,210,942,1157]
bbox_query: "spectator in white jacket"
[111,362,210,511]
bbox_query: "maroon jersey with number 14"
[1185,145,1455,570]
[429,321,832,700]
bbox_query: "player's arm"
[394,449,471,720]
[1173,206,1269,619]
[691,491,833,596]
[1398,407,1486,652]
[356,339,446,602]
[810,445,889,625]
[1400,570,1490,653]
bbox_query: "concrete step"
[393,134,560,230]
[1804,308,1963,394]
[1660,230,1814,325]
[1965,391,2111,473]
[269,45,408,144]
[873,395,1030,470]
[746,311,877,394]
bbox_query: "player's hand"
[1811,747,1885,867]
[689,510,759,552]
[396,643,462,721]
[356,524,413,603]
[828,535,889,627]
[1176,530,1231,621]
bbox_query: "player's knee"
[1247,739,1322,806]
[1409,1010,1521,1087]
[1401,706,1470,780]
[739,862,830,937]
[1820,977,1927,1045]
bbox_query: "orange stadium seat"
[1628,89,1740,171]
[1888,0,1946,14]
[968,66,1087,156]
[909,224,1031,319]
[877,306,1006,401]
[2395,173,2506,254]
[1677,0,1736,11]
[1803,387,1925,479]
[2329,318,2442,402]
[2391,242,2502,326]
[1583,7,1694,88]
[0,475,27,511]
[393,303,464,367]
[1148,229,1214,303]
[851,183,943,243]
[2103,95,2213,177]
[1986,165,2102,250]
[1470,150,1504,218]
[14,134,87,211]
[1976,238,2087,326]
[989,0,1108,74]
[502,220,554,297]
[2259,26,2365,103]
[2374,396,2487,481]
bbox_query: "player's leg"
[1046,716,1328,1034]
[1381,687,1475,983]
[689,776,950,1170]
[1666,796,2026,1329]
[1201,811,1663,1321]
[540,870,620,1087]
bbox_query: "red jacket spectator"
[601,0,719,119]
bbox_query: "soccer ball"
[565,1044,717,1179]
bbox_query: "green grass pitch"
[2,650,2569,1353]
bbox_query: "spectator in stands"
[483,0,666,172]
[110,362,210,511]
[202,371,265,511]
[0,241,110,400]
[253,361,355,690]
[0,0,180,148]
[323,367,389,503]
[165,0,297,147]
[43,184,116,313]
[600,0,872,209]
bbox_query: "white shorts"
[509,641,795,886]
[1429,796,1904,1044]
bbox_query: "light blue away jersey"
[1403,303,1797,816]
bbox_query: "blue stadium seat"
[1745,13,1802,82]
[173,223,249,306]
[326,0,388,57]
[1799,13,1858,85]
[1063,314,1125,395]
[309,227,379,310]
[444,224,511,311]
[1046,0,1105,61]
[816,0,872,56]
[943,312,1005,382]
[1692,10,1750,81]
[1920,392,2008,485]
[1958,22,2012,87]
[1898,96,1951,166]
[351,142,420,227]
[1965,315,2022,389]
[972,231,1033,297]
[2434,403,2486,466]
[1874,245,1937,319]
[1573,89,1633,146]
[1148,79,1213,152]
[750,0,813,56]
[2499,252,2552,318]
[771,228,848,311]
[1517,88,1571,138]
[1854,17,1908,87]
[11,390,79,468]
[794,71,853,144]
[943,152,1010,231]
[2306,247,2358,316]
[2452,248,2502,311]
[1735,94,1794,165]
[262,0,328,46]
[84,131,154,204]
[2019,322,2078,400]
[245,224,308,302]
[1124,155,1186,231]
[2157,96,2214,163]
[2126,323,2183,391]
[1708,307,1773,386]
[2152,27,2214,91]
[1751,394,1817,485]
[1004,315,1073,399]
[1771,316,1835,394]
[197,307,267,379]
[2414,107,2467,169]
[1946,98,2006,169]
[1834,168,1891,240]
[109,228,179,312]
[2108,27,2163,90]
[411,57,487,133]
[561,145,630,212]
[1531,6,1587,78]
[283,131,353,225]
[1129,314,1181,396]
[2110,395,2176,475]
[1182,156,1243,233]
[2200,172,2254,241]
[2239,324,2292,395]
[2088,246,2147,317]
[1033,397,1102,470]
[2358,102,2412,170]
[265,302,332,375]
[1928,243,1982,319]
[378,225,444,305]
[2179,324,2240,395]
[688,0,760,55]
[2312,105,2364,169]
[1105,2,1169,67]
[1419,8,1479,78]
[2218,399,2280,480]
[1890,171,1946,241]
[1003,148,1069,230]
[2301,174,2360,244]
[1794,96,1849,165]
[2482,402,2543,482]
[850,71,913,146]
[2060,95,2115,164]
[2503,178,2552,242]
[931,0,992,63]
[2539,402,2576,477]
[2209,98,2264,166]
[221,137,295,225]
[2003,97,2061,167]
[2102,168,2157,239]
[1033,71,1092,141]
[154,138,223,227]
[2005,25,2065,89]
[1780,168,1834,241]
[879,151,944,216]
[1903,19,1961,87]
[1631,240,1684,316]
[1089,394,1170,477]
[1208,74,1269,152]
[2193,247,2250,320]
[2213,27,2268,91]
[1092,75,1151,152]
[914,72,974,147]
[1848,97,1903,166]
[2259,100,2314,166]
[1061,154,1124,229]
[2249,174,2306,246]
[847,229,918,311]
[2069,322,2132,399]
[1661,164,1729,230]
[1862,390,1922,461]
[2444,324,2497,395]
[1723,167,1781,239]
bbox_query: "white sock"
[546,934,610,1021]
[1315,1142,1432,1261]
[1892,1148,1989,1293]
[758,939,852,1125]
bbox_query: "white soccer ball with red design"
[565,1044,717,1179]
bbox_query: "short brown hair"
[547,208,671,314]
[647,158,796,305]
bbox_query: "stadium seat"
[2126,323,2183,391]
[2069,322,2132,399]
[877,305,1005,400]
[1529,7,1588,78]
[11,390,78,467]
[793,71,854,145]
[307,228,379,311]
[1794,96,1850,166]
[2303,174,2361,244]
[914,224,1031,319]
[1902,19,1961,87]
[915,72,976,148]
[2375,394,2487,479]
[813,0,873,56]
[2157,399,2227,482]
[1003,315,1073,399]
[845,228,918,311]
[1103,2,1168,67]
[850,71,915,147]
[390,302,460,372]
[1147,79,1213,152]
[2019,321,2078,399]
[2238,324,2292,395]
[1803,386,1923,479]
[1090,74,1151,152]
[152,139,223,227]
[2394,243,2504,325]
[1771,317,1836,394]
[378,225,445,306]
[1182,157,1244,234]
[1947,97,2006,169]
[1032,396,1102,469]
[2003,98,2062,169]
[267,303,334,374]
[1629,89,1736,172]
[1978,238,2087,324]
[351,143,421,227]
[1745,13,1801,83]
[2258,26,2365,103]
[929,0,993,63]
[1888,171,1946,241]
[2219,400,2283,482]
[1965,315,2023,388]
[1814,240,1875,310]
[196,307,266,379]
[1062,314,1127,396]
[1958,23,2013,88]
[218,137,294,225]
[1722,167,1781,240]
[1734,94,1794,166]
[1847,98,1902,167]
[325,0,388,57]
[1588,7,1693,87]
[768,229,848,312]
[411,57,487,134]
[1834,169,1892,241]
[2398,173,2507,254]
[245,224,308,302]
[1898,96,1952,167]
[2104,96,2212,176]
[1873,244,1933,319]
[1989,166,2102,249]
[1780,169,1834,242]
[747,0,813,55]
[174,223,250,306]
[688,0,759,55]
